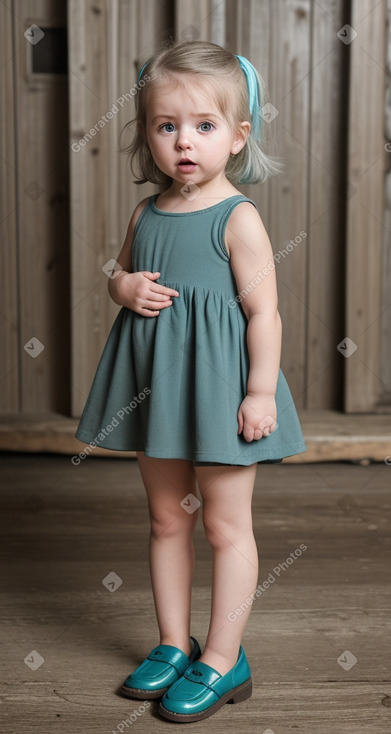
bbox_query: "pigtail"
[227,56,283,185]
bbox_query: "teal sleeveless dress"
[75,194,306,465]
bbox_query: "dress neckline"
[150,193,246,216]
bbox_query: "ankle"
[199,648,239,676]
[160,636,193,657]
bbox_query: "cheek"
[151,141,167,162]
[148,138,171,169]
[149,133,164,152]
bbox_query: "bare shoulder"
[124,196,151,248]
[225,201,269,257]
[129,196,151,230]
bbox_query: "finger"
[243,426,255,443]
[142,272,179,299]
[147,291,173,302]
[150,285,179,297]
[259,422,276,436]
[144,299,173,309]
[258,415,277,434]
[252,424,266,441]
[140,307,160,317]
[142,271,161,280]
[237,412,243,434]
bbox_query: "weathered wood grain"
[345,0,387,411]
[0,2,19,413]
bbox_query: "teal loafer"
[159,645,252,722]
[119,636,201,700]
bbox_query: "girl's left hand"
[237,394,277,443]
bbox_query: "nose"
[176,126,193,151]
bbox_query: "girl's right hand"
[114,271,179,317]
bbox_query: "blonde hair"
[120,40,281,187]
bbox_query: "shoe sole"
[119,684,169,700]
[158,677,252,722]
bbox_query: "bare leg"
[136,452,199,657]
[194,463,258,676]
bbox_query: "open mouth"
[178,159,197,170]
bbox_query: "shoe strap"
[183,660,221,687]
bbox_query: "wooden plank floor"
[1,454,390,733]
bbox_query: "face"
[144,74,250,188]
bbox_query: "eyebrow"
[151,113,221,124]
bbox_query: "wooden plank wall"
[345,0,386,411]
[68,0,110,415]
[1,0,70,414]
[1,0,388,419]
[307,0,346,409]
[264,0,311,405]
[381,0,391,409]
[0,2,19,412]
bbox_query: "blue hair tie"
[137,61,149,84]
[235,55,261,139]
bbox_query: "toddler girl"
[75,40,306,723]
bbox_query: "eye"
[159,122,175,133]
[199,122,214,132]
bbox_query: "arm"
[108,197,179,316]
[246,311,281,396]
[226,202,281,442]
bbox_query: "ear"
[231,121,251,155]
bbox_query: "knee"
[202,509,253,550]
[149,505,198,539]
[202,513,234,550]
